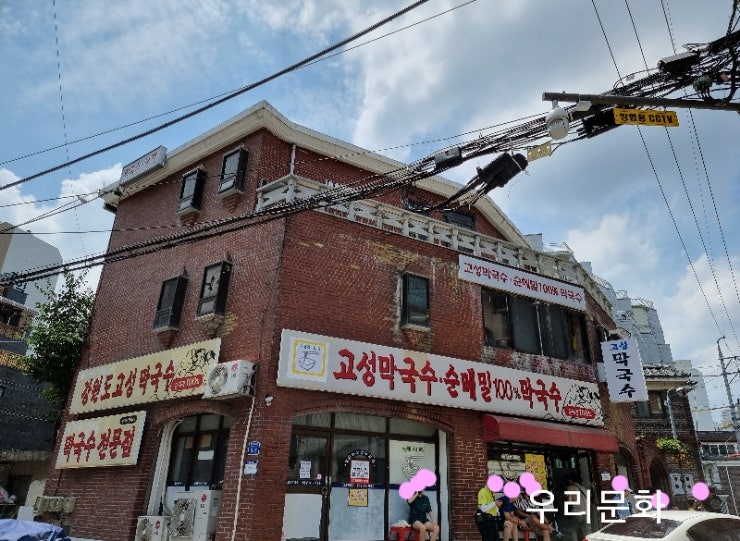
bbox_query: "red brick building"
[48,102,638,541]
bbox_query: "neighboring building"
[43,101,638,541]
[0,222,62,311]
[674,358,715,432]
[0,283,56,518]
[588,279,705,509]
[697,430,740,514]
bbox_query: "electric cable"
[0,0,431,193]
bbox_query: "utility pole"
[717,336,740,445]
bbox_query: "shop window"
[178,168,205,215]
[167,414,231,490]
[402,274,429,327]
[293,412,332,428]
[153,275,188,330]
[332,434,387,485]
[334,413,386,433]
[218,147,248,196]
[197,261,232,317]
[482,288,590,362]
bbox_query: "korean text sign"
[277,329,604,425]
[55,411,146,469]
[69,338,220,414]
[600,338,648,402]
[458,254,586,312]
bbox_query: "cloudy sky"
[1,0,738,421]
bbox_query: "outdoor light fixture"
[545,100,569,140]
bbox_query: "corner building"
[51,102,637,541]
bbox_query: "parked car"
[584,510,740,541]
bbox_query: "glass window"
[481,288,590,361]
[167,414,230,490]
[402,274,430,327]
[482,290,512,348]
[287,434,328,483]
[179,169,205,214]
[442,211,475,230]
[293,412,332,428]
[197,261,233,317]
[389,418,437,437]
[335,413,386,433]
[153,275,188,330]
[649,391,666,415]
[219,148,248,195]
[332,434,386,485]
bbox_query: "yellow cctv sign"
[613,108,679,127]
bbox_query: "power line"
[0,0,432,193]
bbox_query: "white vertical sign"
[600,338,648,402]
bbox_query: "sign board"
[600,338,648,402]
[120,146,167,184]
[70,338,220,414]
[613,108,679,127]
[56,411,146,469]
[277,329,604,426]
[458,254,586,311]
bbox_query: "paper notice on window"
[300,460,312,479]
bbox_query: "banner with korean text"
[600,338,648,402]
[69,338,220,414]
[56,411,146,469]
[277,329,604,426]
[458,254,586,311]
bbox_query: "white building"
[0,222,62,310]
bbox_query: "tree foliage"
[20,270,94,415]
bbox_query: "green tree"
[20,270,94,416]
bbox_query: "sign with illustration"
[69,338,220,414]
[278,329,603,425]
[56,411,146,469]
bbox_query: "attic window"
[178,168,205,215]
[218,148,248,196]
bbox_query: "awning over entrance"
[483,415,619,453]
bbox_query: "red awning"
[483,415,619,453]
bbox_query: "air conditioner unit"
[169,490,221,541]
[203,360,255,399]
[136,516,170,541]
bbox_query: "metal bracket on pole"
[542,92,740,113]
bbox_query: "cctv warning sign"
[613,107,679,127]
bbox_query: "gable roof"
[100,101,530,247]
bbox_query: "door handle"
[321,486,329,497]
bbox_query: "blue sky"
[1,0,739,420]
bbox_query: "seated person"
[514,491,556,540]
[407,489,440,541]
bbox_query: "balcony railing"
[256,174,612,311]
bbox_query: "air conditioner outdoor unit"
[169,490,221,541]
[135,516,170,541]
[203,360,255,399]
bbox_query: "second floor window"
[197,261,233,317]
[635,391,666,418]
[402,274,430,327]
[219,148,248,195]
[153,275,188,330]
[179,168,205,214]
[482,288,590,362]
